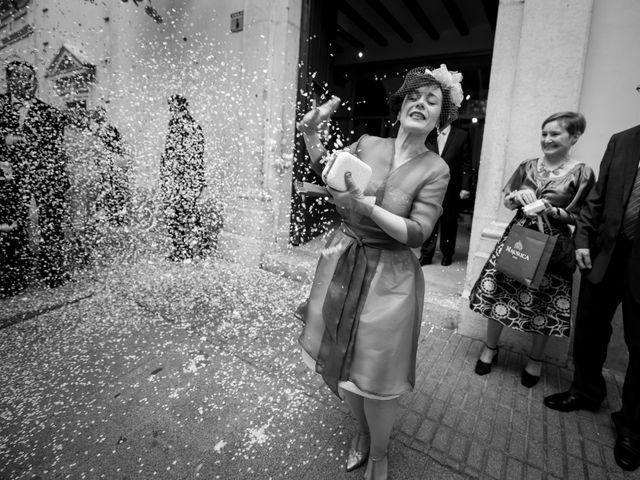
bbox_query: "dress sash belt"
[317,224,407,397]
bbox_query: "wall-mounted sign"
[230,11,243,33]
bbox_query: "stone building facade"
[2,0,639,366]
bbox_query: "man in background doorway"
[420,123,472,266]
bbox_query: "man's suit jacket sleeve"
[574,135,615,249]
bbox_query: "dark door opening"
[290,0,498,247]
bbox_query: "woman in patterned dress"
[469,112,595,387]
[297,66,462,480]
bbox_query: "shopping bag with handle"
[495,215,557,289]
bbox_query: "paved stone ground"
[0,252,638,480]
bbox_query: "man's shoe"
[614,434,640,471]
[543,391,599,412]
[419,256,433,266]
[441,255,453,266]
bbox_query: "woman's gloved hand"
[327,172,375,219]
[297,96,341,135]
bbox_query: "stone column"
[218,0,302,265]
[459,0,594,363]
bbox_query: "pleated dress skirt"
[299,228,424,399]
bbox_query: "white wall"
[4,0,254,194]
[99,0,248,195]
[2,0,303,262]
[5,0,303,201]
[573,0,640,170]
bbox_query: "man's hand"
[327,172,375,218]
[459,189,471,200]
[575,248,592,270]
[5,133,24,146]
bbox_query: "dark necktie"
[622,165,640,240]
[426,132,438,154]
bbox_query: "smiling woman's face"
[399,85,443,135]
[540,119,578,159]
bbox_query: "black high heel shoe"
[474,343,499,376]
[521,356,542,388]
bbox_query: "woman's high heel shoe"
[521,356,542,388]
[364,454,388,480]
[474,343,499,376]
[346,432,370,472]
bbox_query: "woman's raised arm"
[297,97,341,175]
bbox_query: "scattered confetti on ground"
[0,256,356,479]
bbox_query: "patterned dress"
[469,159,595,337]
[299,135,449,399]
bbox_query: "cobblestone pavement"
[0,255,638,480]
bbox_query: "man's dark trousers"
[571,237,640,435]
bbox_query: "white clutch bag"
[522,199,546,215]
[321,151,372,192]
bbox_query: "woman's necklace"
[538,157,570,178]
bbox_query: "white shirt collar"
[437,125,451,152]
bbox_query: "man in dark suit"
[420,123,472,266]
[0,61,72,287]
[544,117,640,471]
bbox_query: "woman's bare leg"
[525,333,549,376]
[362,397,399,479]
[479,319,503,363]
[341,389,370,451]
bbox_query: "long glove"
[297,96,341,134]
[327,172,375,219]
